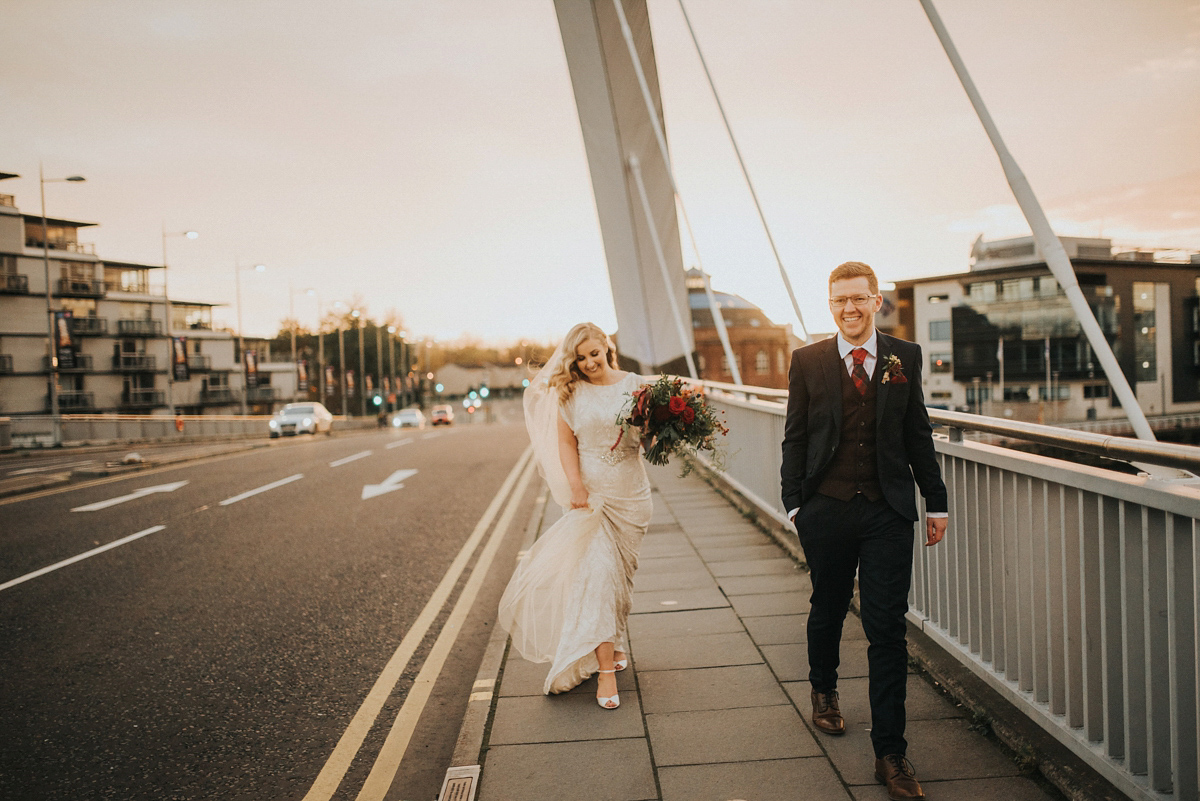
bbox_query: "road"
[0,417,535,800]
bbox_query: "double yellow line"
[304,444,535,801]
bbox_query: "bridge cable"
[675,0,809,342]
[919,0,1154,442]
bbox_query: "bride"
[498,322,653,709]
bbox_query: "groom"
[781,261,947,801]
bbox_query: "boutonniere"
[881,353,907,384]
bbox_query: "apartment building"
[893,235,1200,425]
[0,173,253,416]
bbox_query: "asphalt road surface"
[0,419,535,800]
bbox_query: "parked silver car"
[268,402,334,437]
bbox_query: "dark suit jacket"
[781,333,947,522]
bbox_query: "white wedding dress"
[498,371,653,694]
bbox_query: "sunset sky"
[2,0,1197,345]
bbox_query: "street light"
[302,288,323,404]
[162,227,198,417]
[386,325,397,413]
[352,309,366,417]
[287,284,318,403]
[39,166,85,446]
[333,301,351,416]
[234,262,266,415]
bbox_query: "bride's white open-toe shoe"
[596,669,619,709]
[613,652,628,672]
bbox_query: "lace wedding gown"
[498,372,653,694]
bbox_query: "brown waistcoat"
[816,360,883,502]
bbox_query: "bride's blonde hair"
[546,322,619,405]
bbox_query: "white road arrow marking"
[361,469,418,500]
[71,481,190,512]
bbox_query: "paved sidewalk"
[474,465,1057,801]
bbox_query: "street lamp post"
[387,326,397,413]
[334,302,348,416]
[375,322,383,414]
[398,331,407,408]
[234,262,266,416]
[39,166,85,446]
[353,310,366,417]
[161,226,198,418]
[305,288,323,404]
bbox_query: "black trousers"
[795,492,915,758]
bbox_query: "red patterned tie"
[851,348,869,395]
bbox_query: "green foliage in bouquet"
[615,375,728,475]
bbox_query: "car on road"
[430,404,454,426]
[269,402,334,438]
[391,408,426,428]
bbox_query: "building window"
[776,349,785,375]
[929,391,952,400]
[1004,387,1031,402]
[755,350,769,374]
[927,294,949,304]
[930,353,951,373]
[965,386,992,404]
[1083,384,1109,399]
[929,320,952,341]
[1038,384,1071,401]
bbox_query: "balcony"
[186,354,212,371]
[44,354,94,372]
[113,353,156,372]
[1,274,29,294]
[0,354,12,373]
[117,319,163,337]
[56,278,106,297]
[246,385,278,403]
[121,388,164,408]
[200,386,236,405]
[69,316,108,336]
[54,390,95,411]
[30,238,97,255]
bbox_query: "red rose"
[651,405,672,423]
[682,406,695,424]
[668,396,687,414]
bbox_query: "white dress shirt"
[786,329,946,522]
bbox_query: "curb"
[438,482,548,801]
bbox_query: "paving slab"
[706,557,799,577]
[635,554,708,575]
[627,607,744,640]
[646,705,821,766]
[631,586,729,614]
[631,630,762,672]
[683,532,767,549]
[488,692,646,745]
[821,717,1022,786]
[479,738,657,801]
[638,663,788,713]
[696,544,785,562]
[638,540,698,560]
[660,757,851,801]
[499,654,638,698]
[727,590,808,617]
[718,572,811,596]
[632,569,719,593]
[742,614,808,645]
[782,676,965,725]
[849,775,1056,801]
[760,639,872,683]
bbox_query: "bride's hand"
[570,485,589,509]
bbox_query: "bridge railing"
[692,380,1199,801]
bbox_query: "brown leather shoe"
[810,689,845,735]
[875,754,925,800]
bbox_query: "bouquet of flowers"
[614,375,727,473]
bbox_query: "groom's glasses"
[829,294,877,308]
